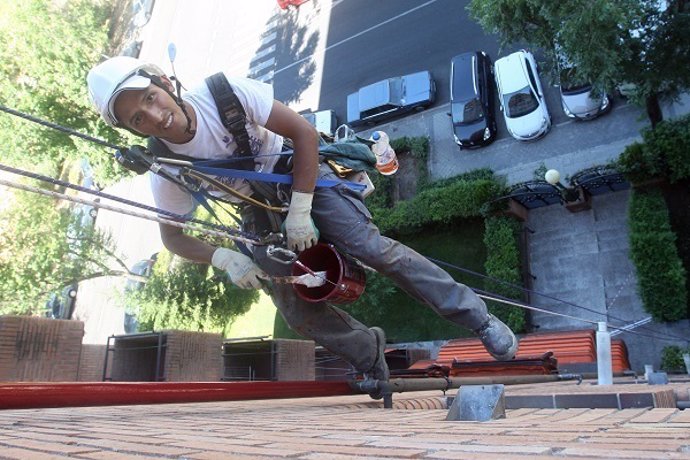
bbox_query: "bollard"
[446,385,506,422]
[596,322,613,385]
[683,353,690,376]
[644,364,654,381]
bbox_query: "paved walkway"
[0,381,689,459]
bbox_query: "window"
[504,87,539,118]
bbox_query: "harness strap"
[204,73,255,170]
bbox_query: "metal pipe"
[0,375,582,410]
[0,381,356,410]
[354,374,582,395]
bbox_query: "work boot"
[363,327,389,400]
[473,314,518,361]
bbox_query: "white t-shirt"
[149,74,283,215]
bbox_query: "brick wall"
[164,330,223,381]
[274,339,315,381]
[77,344,108,381]
[0,315,84,381]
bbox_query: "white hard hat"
[87,56,165,127]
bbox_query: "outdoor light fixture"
[544,169,581,202]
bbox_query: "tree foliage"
[0,0,134,183]
[0,180,130,315]
[129,250,259,333]
[468,0,690,124]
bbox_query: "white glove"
[284,191,319,252]
[211,248,266,289]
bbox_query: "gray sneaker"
[474,314,518,361]
[364,327,389,399]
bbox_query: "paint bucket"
[291,243,366,304]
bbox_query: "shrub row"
[628,189,687,322]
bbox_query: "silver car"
[560,83,611,121]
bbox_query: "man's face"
[113,78,193,143]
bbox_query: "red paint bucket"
[291,243,366,304]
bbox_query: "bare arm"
[264,100,319,193]
[159,223,215,264]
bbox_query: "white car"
[494,50,551,141]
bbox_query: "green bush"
[371,178,504,236]
[660,345,690,373]
[483,216,527,333]
[618,114,690,184]
[628,190,688,321]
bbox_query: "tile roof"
[0,382,688,459]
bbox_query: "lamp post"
[544,169,581,203]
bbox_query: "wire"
[429,256,690,344]
[0,162,255,240]
[0,105,121,150]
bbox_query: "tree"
[0,0,134,183]
[0,182,138,315]
[128,250,259,333]
[468,0,690,126]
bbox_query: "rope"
[429,256,690,344]
[0,105,121,150]
[0,162,256,241]
[0,177,260,246]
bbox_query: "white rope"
[477,293,600,326]
[0,177,258,245]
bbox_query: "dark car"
[44,284,78,320]
[449,51,497,148]
[346,71,436,128]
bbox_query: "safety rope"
[0,104,121,150]
[0,177,260,246]
[0,162,263,242]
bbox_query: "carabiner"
[266,245,297,265]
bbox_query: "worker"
[87,56,518,396]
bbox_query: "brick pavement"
[0,387,688,459]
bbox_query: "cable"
[0,162,255,240]
[0,105,121,150]
[429,256,690,344]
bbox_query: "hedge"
[628,189,687,322]
[618,113,690,183]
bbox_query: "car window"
[452,99,484,124]
[525,59,540,94]
[504,86,539,118]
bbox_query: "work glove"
[211,248,266,289]
[284,191,319,252]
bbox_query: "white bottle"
[369,131,399,176]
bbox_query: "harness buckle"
[266,245,297,265]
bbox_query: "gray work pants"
[253,165,489,373]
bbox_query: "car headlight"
[562,104,572,117]
[483,127,491,140]
[453,134,461,145]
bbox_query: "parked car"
[45,284,78,320]
[132,0,155,28]
[449,51,497,149]
[555,50,611,121]
[277,0,310,9]
[301,109,338,136]
[559,81,611,121]
[120,40,143,58]
[494,50,551,141]
[346,71,436,127]
[122,253,158,333]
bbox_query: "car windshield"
[452,98,484,124]
[504,86,539,118]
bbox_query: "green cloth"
[318,138,377,172]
